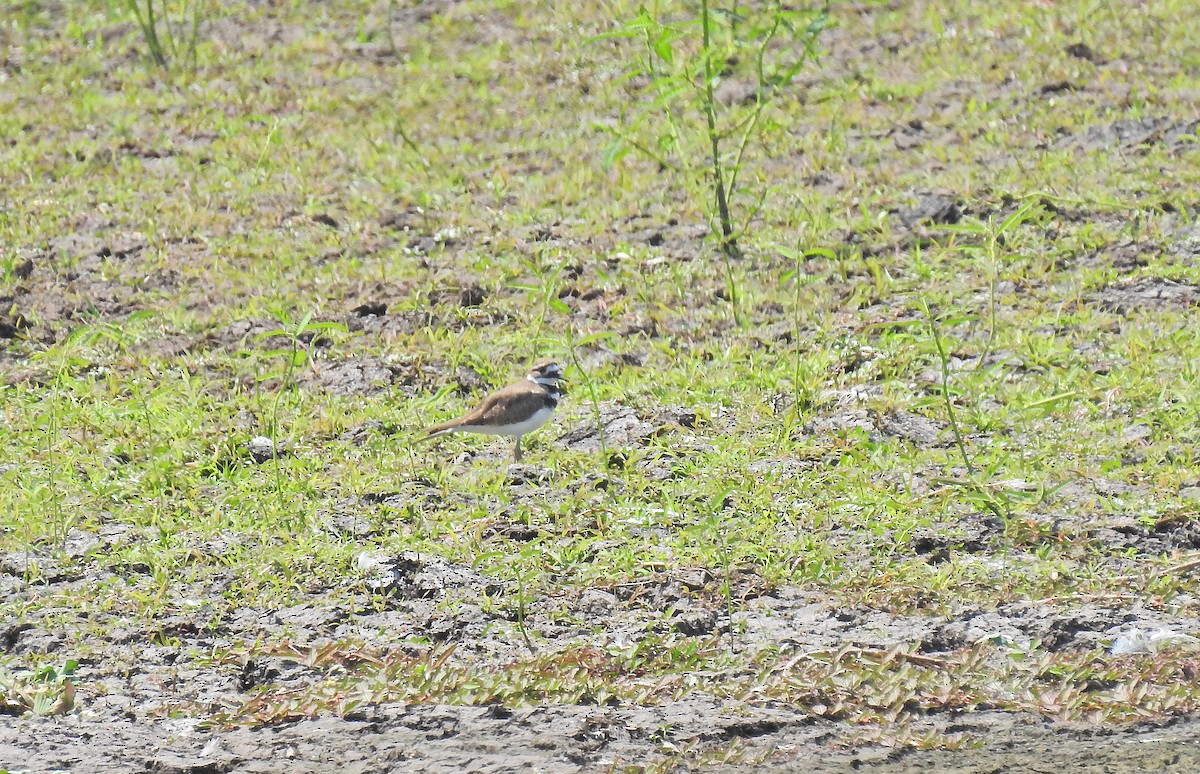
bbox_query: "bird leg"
[513,436,523,462]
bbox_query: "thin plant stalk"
[700,0,737,259]
[920,299,1006,523]
[127,0,168,69]
[126,0,206,73]
[567,337,613,511]
[514,559,536,654]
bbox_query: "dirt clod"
[1066,41,1103,62]
[301,356,405,395]
[896,193,963,226]
[1062,117,1200,150]
[670,606,719,636]
[876,409,945,446]
[352,301,388,317]
[1091,277,1200,313]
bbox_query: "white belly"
[459,405,555,437]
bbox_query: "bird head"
[528,360,565,389]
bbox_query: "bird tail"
[412,420,460,445]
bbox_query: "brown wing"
[422,381,546,436]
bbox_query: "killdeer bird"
[417,360,565,461]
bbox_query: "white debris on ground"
[1110,627,1200,655]
[355,551,389,574]
[246,435,277,463]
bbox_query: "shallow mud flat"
[6,698,1200,773]
[5,528,1200,772]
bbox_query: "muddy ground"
[6,507,1200,772]
[6,1,1200,772]
[6,703,1200,773]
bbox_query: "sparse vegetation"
[593,0,828,320]
[0,660,78,717]
[124,0,207,72]
[3,0,1200,770]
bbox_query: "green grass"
[3,0,1200,765]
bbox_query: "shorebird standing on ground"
[417,360,565,461]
